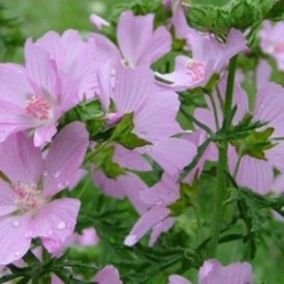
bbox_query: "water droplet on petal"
[43,171,48,177]
[48,230,53,235]
[57,183,63,189]
[12,220,21,228]
[57,221,66,230]
[54,171,61,178]
[14,252,21,257]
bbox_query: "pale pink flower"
[156,29,247,91]
[124,175,179,246]
[0,41,83,147]
[229,83,284,194]
[260,21,284,71]
[169,259,253,284]
[30,30,97,100]
[0,122,88,265]
[92,10,171,68]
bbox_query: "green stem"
[208,56,238,257]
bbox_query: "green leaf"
[111,113,151,150]
[94,145,126,179]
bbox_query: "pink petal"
[114,145,151,171]
[138,26,171,66]
[94,171,148,214]
[169,275,192,284]
[149,217,175,246]
[112,65,154,113]
[124,206,170,246]
[0,132,43,184]
[94,265,122,284]
[24,40,58,98]
[33,122,57,147]
[28,198,80,254]
[0,180,17,216]
[90,14,110,30]
[199,259,253,284]
[43,122,89,196]
[0,215,32,265]
[0,63,32,106]
[117,11,154,67]
[139,138,197,177]
[254,83,284,138]
[229,148,273,195]
[76,227,100,246]
[134,90,181,141]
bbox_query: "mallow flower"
[93,64,196,215]
[0,122,88,265]
[260,21,284,71]
[92,10,171,68]
[124,175,179,247]
[0,42,82,147]
[169,259,253,284]
[29,29,97,99]
[156,29,247,91]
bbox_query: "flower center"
[186,59,205,82]
[25,95,51,122]
[14,182,45,213]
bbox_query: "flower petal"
[43,122,89,196]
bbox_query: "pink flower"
[169,259,253,284]
[124,175,178,246]
[229,83,284,194]
[94,265,122,284]
[0,122,88,265]
[29,30,97,100]
[92,10,171,68]
[156,29,247,91]
[260,21,284,71]
[0,41,84,146]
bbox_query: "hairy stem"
[208,56,238,257]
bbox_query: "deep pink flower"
[0,122,88,265]
[260,21,284,71]
[169,259,253,284]
[156,29,247,91]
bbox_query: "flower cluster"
[1,0,284,282]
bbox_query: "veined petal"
[0,132,43,184]
[43,122,89,197]
[0,215,32,265]
[28,198,80,254]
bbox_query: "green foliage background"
[1,0,284,283]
